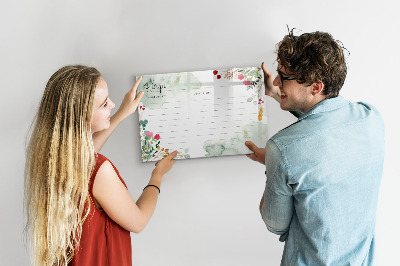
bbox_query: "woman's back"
[69,153,131,266]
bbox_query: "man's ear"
[312,82,324,96]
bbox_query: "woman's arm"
[93,151,178,233]
[92,77,144,152]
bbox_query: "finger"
[167,150,178,160]
[261,62,272,76]
[134,91,144,103]
[245,153,257,161]
[245,141,259,152]
[130,76,143,95]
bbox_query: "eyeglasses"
[277,70,297,86]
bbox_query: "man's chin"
[279,103,290,111]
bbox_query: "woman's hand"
[115,76,144,120]
[262,62,281,103]
[152,151,178,178]
[92,77,145,152]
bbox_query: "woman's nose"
[109,100,115,109]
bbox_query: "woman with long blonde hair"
[25,65,177,265]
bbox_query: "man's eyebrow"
[277,68,292,77]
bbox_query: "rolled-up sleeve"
[260,139,294,241]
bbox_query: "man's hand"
[245,141,266,165]
[262,62,281,103]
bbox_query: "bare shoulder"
[91,159,139,232]
[96,160,117,179]
[93,160,127,199]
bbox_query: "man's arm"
[262,62,302,119]
[261,140,294,240]
[245,140,294,239]
[260,184,293,239]
[262,62,282,103]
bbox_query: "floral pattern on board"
[139,104,191,162]
[139,118,161,161]
[213,67,265,121]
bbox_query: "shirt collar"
[298,95,350,121]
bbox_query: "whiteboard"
[136,67,268,161]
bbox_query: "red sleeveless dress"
[69,153,132,266]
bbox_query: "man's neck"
[301,95,327,113]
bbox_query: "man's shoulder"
[351,101,383,118]
[269,98,384,148]
[345,101,385,132]
[268,121,305,150]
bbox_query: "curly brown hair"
[277,30,348,98]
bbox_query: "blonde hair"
[25,65,101,265]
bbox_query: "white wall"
[1,0,399,265]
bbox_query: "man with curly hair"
[246,30,385,265]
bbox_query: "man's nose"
[273,75,281,87]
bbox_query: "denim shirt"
[261,96,385,266]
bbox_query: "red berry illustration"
[213,70,218,75]
[217,75,221,79]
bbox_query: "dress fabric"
[69,153,132,266]
[260,96,385,266]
